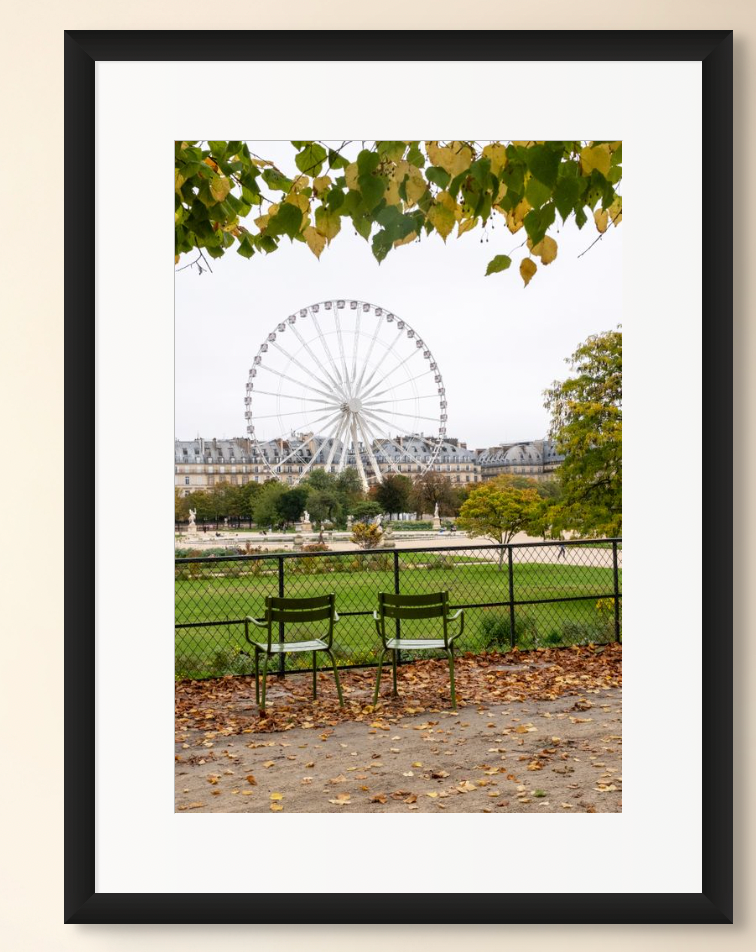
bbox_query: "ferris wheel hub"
[345,397,363,413]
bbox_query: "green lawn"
[176,554,621,679]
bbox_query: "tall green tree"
[276,487,309,526]
[175,140,621,287]
[251,481,288,528]
[305,487,343,525]
[371,474,413,514]
[544,328,622,537]
[410,472,460,517]
[457,476,541,568]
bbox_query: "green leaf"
[372,229,393,262]
[327,149,350,170]
[407,143,425,168]
[357,150,381,176]
[485,254,512,276]
[326,187,345,211]
[525,144,562,188]
[208,141,227,159]
[295,143,327,176]
[426,166,451,189]
[468,157,491,188]
[525,176,552,210]
[358,172,386,211]
[553,177,580,221]
[236,235,255,258]
[352,213,372,241]
[376,141,406,162]
[262,168,293,192]
[265,202,303,239]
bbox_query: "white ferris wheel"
[244,299,447,490]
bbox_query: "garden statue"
[303,509,310,523]
[188,508,197,527]
[433,502,439,519]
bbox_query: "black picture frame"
[65,29,733,925]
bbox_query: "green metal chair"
[245,594,344,713]
[372,591,464,709]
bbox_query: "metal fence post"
[507,544,516,648]
[393,549,401,665]
[278,555,286,675]
[612,541,621,643]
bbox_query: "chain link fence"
[175,540,622,679]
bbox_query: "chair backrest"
[376,591,451,646]
[378,591,449,620]
[263,594,336,646]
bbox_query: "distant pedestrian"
[557,542,566,560]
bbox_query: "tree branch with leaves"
[175,139,621,286]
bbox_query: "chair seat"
[385,638,446,650]
[254,639,329,653]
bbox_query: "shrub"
[561,620,607,644]
[351,523,383,548]
[480,610,538,650]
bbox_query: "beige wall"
[3,4,752,951]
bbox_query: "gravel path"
[175,680,621,814]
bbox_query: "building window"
[184,476,190,485]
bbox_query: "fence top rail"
[175,538,622,565]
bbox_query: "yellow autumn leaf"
[384,177,402,206]
[425,140,473,178]
[175,169,186,191]
[457,217,478,238]
[608,195,622,226]
[175,254,180,265]
[210,176,231,202]
[428,203,455,241]
[316,208,341,243]
[345,163,359,190]
[520,257,537,287]
[270,792,284,800]
[404,170,427,207]
[290,175,310,193]
[285,192,310,217]
[270,803,283,812]
[254,214,270,232]
[304,226,326,259]
[437,191,462,220]
[313,175,332,196]
[594,208,609,233]
[530,235,558,265]
[581,143,611,177]
[482,142,508,175]
[503,209,523,234]
[513,198,531,225]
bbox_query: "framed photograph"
[66,30,732,923]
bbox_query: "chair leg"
[446,647,457,710]
[312,651,317,699]
[392,649,398,696]
[254,647,260,704]
[260,653,269,712]
[373,648,389,706]
[326,650,344,708]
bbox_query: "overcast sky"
[175,142,622,450]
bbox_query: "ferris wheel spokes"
[286,321,347,396]
[310,310,346,391]
[247,300,445,488]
